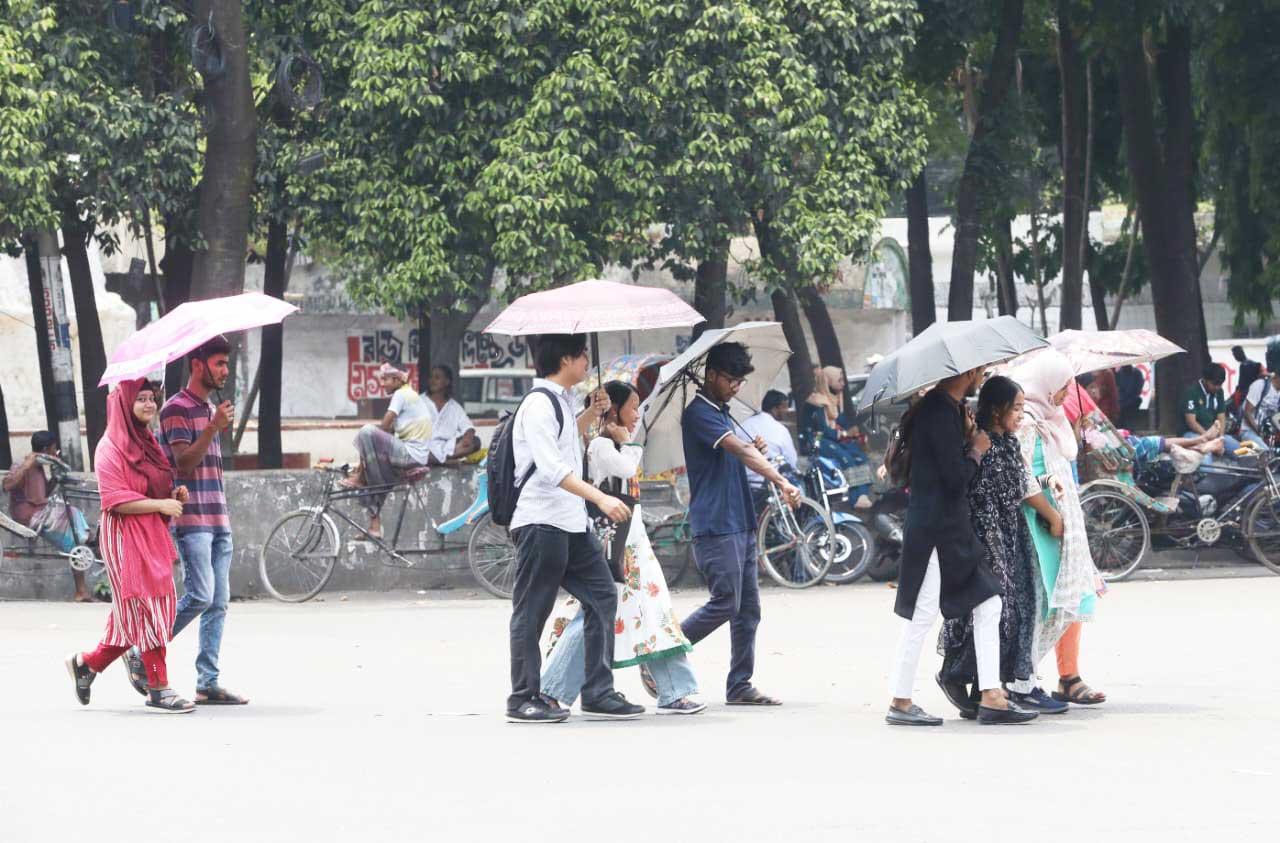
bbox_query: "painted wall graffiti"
[346,328,532,401]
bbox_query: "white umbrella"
[637,322,791,474]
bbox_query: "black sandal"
[195,686,250,705]
[1052,675,1106,705]
[726,687,782,706]
[64,653,96,705]
[147,688,195,714]
[123,647,148,697]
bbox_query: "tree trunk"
[798,286,854,417]
[258,216,288,469]
[948,0,1025,321]
[994,214,1018,317]
[692,239,729,340]
[62,214,108,466]
[161,229,194,397]
[1117,23,1204,432]
[1056,0,1085,331]
[1109,213,1140,329]
[23,238,58,434]
[191,0,257,458]
[1082,58,1106,329]
[0,384,11,469]
[1030,210,1048,335]
[904,170,936,333]
[37,231,84,471]
[771,288,814,405]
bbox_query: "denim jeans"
[681,530,759,699]
[171,529,233,691]
[541,609,698,707]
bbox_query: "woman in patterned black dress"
[938,376,1038,699]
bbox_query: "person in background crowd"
[1009,350,1105,708]
[541,380,704,716]
[506,334,642,723]
[681,342,801,707]
[937,376,1064,717]
[1115,365,1145,430]
[65,379,194,713]
[801,367,872,507]
[4,431,94,601]
[1182,363,1238,455]
[1089,368,1121,421]
[1241,341,1280,450]
[424,365,480,464]
[1232,345,1263,410]
[125,335,248,706]
[740,390,799,496]
[345,362,435,537]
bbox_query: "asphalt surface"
[3,572,1279,842]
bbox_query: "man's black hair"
[1232,345,1247,362]
[1203,362,1227,385]
[30,430,56,453]
[532,333,588,378]
[1266,339,1280,375]
[705,342,754,379]
[189,335,232,365]
[762,389,789,412]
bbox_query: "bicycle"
[258,458,514,602]
[0,454,103,578]
[755,456,835,588]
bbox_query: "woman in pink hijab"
[64,378,194,713]
[1007,349,1107,708]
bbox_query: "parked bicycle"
[0,454,102,578]
[258,458,515,602]
[755,456,836,588]
[1081,449,1280,580]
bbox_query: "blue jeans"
[541,610,698,707]
[682,530,759,699]
[171,530,233,691]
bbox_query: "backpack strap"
[517,387,567,487]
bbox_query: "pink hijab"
[1010,349,1078,461]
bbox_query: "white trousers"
[889,550,1003,697]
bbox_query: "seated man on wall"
[423,365,481,463]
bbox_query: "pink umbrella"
[482,279,704,336]
[1047,328,1185,375]
[100,293,298,386]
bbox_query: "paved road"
[4,574,1279,842]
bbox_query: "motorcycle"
[799,450,880,584]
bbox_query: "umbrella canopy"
[1045,328,1185,375]
[482,279,704,336]
[572,352,674,403]
[100,293,297,386]
[637,322,790,474]
[858,316,1048,410]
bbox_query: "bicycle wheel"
[467,514,516,599]
[1079,490,1149,582]
[648,516,693,587]
[821,521,877,585]
[757,496,834,588]
[259,510,339,602]
[1244,493,1280,575]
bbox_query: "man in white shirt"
[739,390,798,489]
[506,333,643,724]
[1243,345,1280,449]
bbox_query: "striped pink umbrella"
[100,292,297,386]
[483,280,704,336]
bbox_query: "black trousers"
[508,525,617,711]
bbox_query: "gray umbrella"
[858,316,1048,410]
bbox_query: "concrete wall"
[1,465,493,601]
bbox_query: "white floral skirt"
[544,505,692,668]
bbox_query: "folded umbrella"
[859,316,1048,411]
[100,293,298,387]
[637,322,791,474]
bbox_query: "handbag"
[589,489,637,584]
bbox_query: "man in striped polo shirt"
[126,335,248,705]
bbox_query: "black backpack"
[486,387,565,527]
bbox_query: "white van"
[456,368,536,419]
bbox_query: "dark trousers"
[681,530,759,699]
[508,525,617,711]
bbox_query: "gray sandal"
[146,688,195,714]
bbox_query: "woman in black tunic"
[938,376,1037,699]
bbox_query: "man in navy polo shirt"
[680,342,802,706]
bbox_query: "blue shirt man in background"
[680,342,801,706]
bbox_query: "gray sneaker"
[657,697,707,715]
[885,703,943,726]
